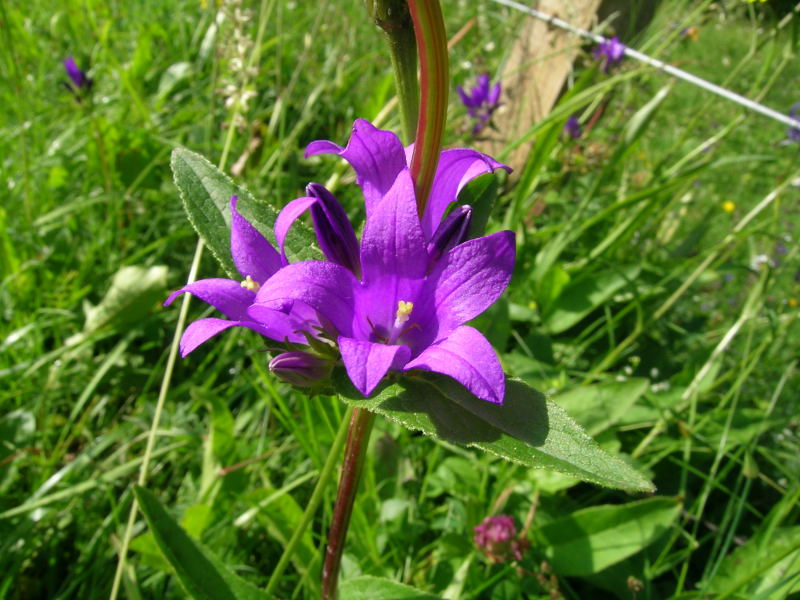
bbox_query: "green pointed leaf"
[335,373,654,492]
[534,496,682,576]
[170,148,319,279]
[133,486,271,600]
[340,575,442,600]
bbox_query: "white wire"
[489,0,800,132]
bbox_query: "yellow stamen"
[240,275,260,292]
[395,300,414,325]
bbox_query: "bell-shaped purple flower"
[305,119,510,242]
[164,196,308,356]
[269,351,333,387]
[250,167,515,404]
[594,36,625,73]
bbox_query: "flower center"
[240,275,260,292]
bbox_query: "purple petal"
[179,317,284,356]
[426,205,472,268]
[304,119,407,214]
[422,149,511,239]
[230,196,281,282]
[339,337,411,396]
[488,82,501,107]
[307,183,361,276]
[180,318,241,356]
[355,169,427,337]
[274,196,317,265]
[164,278,254,321]
[427,231,515,337]
[456,85,472,108]
[404,325,505,404]
[360,168,427,284]
[251,261,357,337]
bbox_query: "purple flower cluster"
[473,515,527,563]
[457,74,501,135]
[167,119,514,404]
[594,36,625,73]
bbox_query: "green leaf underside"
[534,496,682,576]
[171,148,320,279]
[335,372,654,493]
[134,486,271,600]
[340,575,442,600]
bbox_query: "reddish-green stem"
[321,407,376,599]
[407,0,448,217]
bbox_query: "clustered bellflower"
[167,119,514,404]
[594,36,625,73]
[456,74,501,135]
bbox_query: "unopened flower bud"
[269,352,332,387]
[427,205,472,267]
[306,183,362,278]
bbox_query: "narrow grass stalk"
[108,240,205,600]
[321,408,376,600]
[264,405,354,596]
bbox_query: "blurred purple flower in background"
[457,74,501,135]
[474,515,527,563]
[786,103,800,143]
[564,115,582,139]
[63,56,91,91]
[594,36,625,73]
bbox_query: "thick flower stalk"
[457,74,501,135]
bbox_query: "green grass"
[2,0,800,598]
